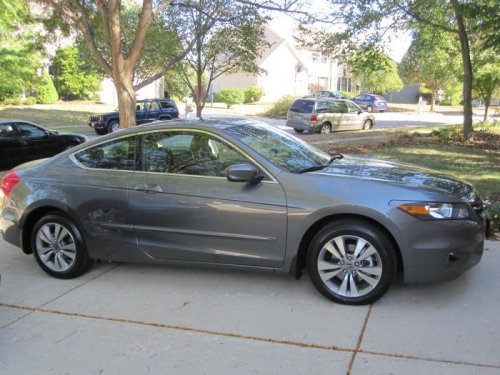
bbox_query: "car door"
[135,101,147,124]
[0,122,23,170]
[128,129,288,268]
[146,100,160,122]
[14,122,62,163]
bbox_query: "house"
[211,22,354,101]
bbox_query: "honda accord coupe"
[0,119,485,305]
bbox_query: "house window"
[337,77,352,92]
[312,51,328,64]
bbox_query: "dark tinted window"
[289,99,315,113]
[74,137,136,171]
[16,123,46,138]
[160,100,175,109]
[141,130,249,177]
[0,123,16,139]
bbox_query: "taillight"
[1,170,21,197]
[310,115,317,124]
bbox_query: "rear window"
[375,95,386,100]
[289,100,315,114]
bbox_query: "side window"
[74,137,136,170]
[160,100,174,109]
[141,131,250,177]
[16,123,46,138]
[0,123,16,139]
[149,101,159,111]
[136,102,145,111]
[327,102,345,113]
[346,101,360,113]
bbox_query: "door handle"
[133,183,163,193]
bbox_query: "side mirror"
[226,164,264,183]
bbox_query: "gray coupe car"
[0,119,486,305]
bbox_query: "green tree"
[348,47,402,94]
[0,45,41,100]
[165,1,270,117]
[52,46,102,100]
[35,0,301,129]
[329,0,493,141]
[473,53,500,121]
[35,71,59,104]
[398,28,462,111]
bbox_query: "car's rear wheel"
[318,123,331,134]
[362,120,373,130]
[294,128,305,133]
[32,213,93,279]
[107,120,120,133]
[307,219,397,305]
[366,105,373,112]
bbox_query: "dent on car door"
[71,135,139,260]
[128,130,288,267]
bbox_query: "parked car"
[0,119,485,305]
[315,90,347,99]
[88,97,180,135]
[0,120,88,171]
[351,94,388,112]
[286,97,375,134]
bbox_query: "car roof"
[132,117,261,133]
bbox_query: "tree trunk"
[430,91,436,112]
[451,0,474,141]
[115,77,137,129]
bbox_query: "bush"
[24,96,37,105]
[244,85,265,103]
[35,72,59,104]
[264,95,296,118]
[216,88,244,108]
[1,97,22,105]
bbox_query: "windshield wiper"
[296,154,343,174]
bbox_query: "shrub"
[216,88,244,108]
[2,97,22,105]
[24,96,37,105]
[35,72,59,104]
[244,85,265,103]
[264,95,296,118]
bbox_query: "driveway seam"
[1,302,499,371]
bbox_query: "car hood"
[314,155,472,198]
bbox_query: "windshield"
[224,122,332,173]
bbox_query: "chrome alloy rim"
[36,223,77,272]
[317,235,382,298]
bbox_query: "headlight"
[397,202,470,220]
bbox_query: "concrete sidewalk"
[0,238,499,374]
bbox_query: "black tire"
[294,128,305,133]
[107,120,120,133]
[307,219,397,305]
[32,213,93,279]
[366,105,373,113]
[362,120,373,130]
[318,123,331,134]
[95,128,107,136]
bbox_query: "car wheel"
[366,105,373,112]
[294,128,305,133]
[32,213,93,279]
[318,123,331,134]
[307,219,397,305]
[95,129,107,136]
[63,142,78,150]
[107,120,120,133]
[362,120,373,130]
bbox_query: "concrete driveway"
[0,237,499,374]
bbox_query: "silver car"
[286,97,375,134]
[0,119,485,305]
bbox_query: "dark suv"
[89,98,180,135]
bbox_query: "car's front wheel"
[95,129,107,136]
[362,120,373,130]
[32,213,93,279]
[294,128,305,133]
[307,219,397,305]
[318,123,331,134]
[107,120,120,133]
